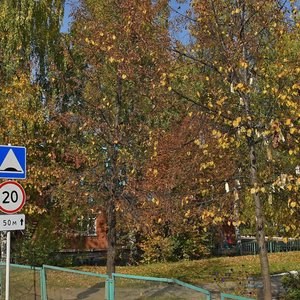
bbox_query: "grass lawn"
[7,252,299,299]
[79,251,300,286]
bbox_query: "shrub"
[140,232,210,263]
[281,272,300,300]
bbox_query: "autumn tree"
[0,0,65,82]
[123,112,237,262]
[70,0,172,275]
[0,0,91,263]
[168,0,300,298]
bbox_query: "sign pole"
[5,231,10,300]
[5,144,10,300]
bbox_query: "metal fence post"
[105,278,114,300]
[105,279,109,300]
[40,266,47,300]
[110,277,115,300]
[0,267,2,297]
[207,292,212,300]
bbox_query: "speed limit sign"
[0,181,26,214]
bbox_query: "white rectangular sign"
[0,214,25,231]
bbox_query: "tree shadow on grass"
[76,281,105,300]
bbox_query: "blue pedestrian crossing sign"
[0,145,26,179]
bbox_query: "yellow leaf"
[214,216,222,223]
[247,129,252,137]
[239,61,248,68]
[268,194,273,204]
[282,237,288,243]
[285,119,292,126]
[235,83,244,89]
[194,139,201,146]
[290,201,297,208]
[231,8,241,15]
[233,117,242,128]
[121,74,127,79]
[185,209,191,218]
[278,93,285,99]
[290,127,296,134]
[216,96,227,106]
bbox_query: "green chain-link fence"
[0,263,255,300]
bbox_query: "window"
[78,215,97,236]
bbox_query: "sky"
[60,0,76,33]
[60,0,191,39]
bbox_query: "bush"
[140,232,210,263]
[171,233,210,260]
[281,272,300,300]
[140,235,175,263]
[13,217,67,266]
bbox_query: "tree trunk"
[106,74,122,277]
[106,195,116,277]
[233,189,242,255]
[106,144,118,277]
[240,1,272,290]
[248,140,272,300]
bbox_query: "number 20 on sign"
[0,181,26,214]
